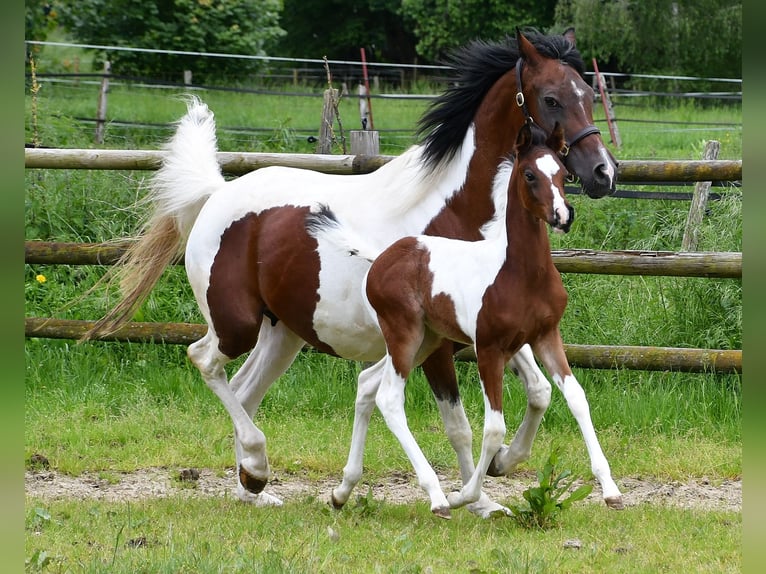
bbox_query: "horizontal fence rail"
[24,148,743,181]
[24,318,741,374]
[24,241,742,279]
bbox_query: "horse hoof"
[432,506,452,519]
[486,458,505,477]
[486,447,508,477]
[238,466,268,494]
[605,495,625,510]
[330,492,346,510]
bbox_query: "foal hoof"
[605,495,625,510]
[432,506,452,520]
[238,465,268,494]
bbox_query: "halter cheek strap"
[514,57,602,156]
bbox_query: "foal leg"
[533,331,624,509]
[187,329,271,495]
[229,321,306,505]
[423,347,511,518]
[447,350,506,509]
[487,344,552,476]
[376,357,451,518]
[331,357,387,509]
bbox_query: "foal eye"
[544,96,559,109]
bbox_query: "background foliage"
[25,0,741,81]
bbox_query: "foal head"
[513,121,574,233]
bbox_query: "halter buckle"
[515,91,525,108]
[560,143,570,157]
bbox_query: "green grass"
[25,54,741,572]
[25,496,740,573]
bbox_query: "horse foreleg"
[187,330,271,496]
[533,331,624,510]
[447,350,506,509]
[487,344,552,476]
[331,357,387,509]
[376,358,451,518]
[230,321,306,506]
[423,348,510,518]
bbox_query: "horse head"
[515,28,617,199]
[513,121,574,233]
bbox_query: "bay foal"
[312,121,588,517]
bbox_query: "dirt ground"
[25,466,741,513]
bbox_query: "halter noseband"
[514,58,601,158]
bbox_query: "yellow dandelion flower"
[36,274,47,284]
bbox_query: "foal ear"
[546,121,566,155]
[515,121,534,154]
[516,27,543,67]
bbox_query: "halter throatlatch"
[514,57,602,158]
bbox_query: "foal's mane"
[418,30,584,171]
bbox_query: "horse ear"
[516,27,543,67]
[546,122,566,154]
[515,121,533,154]
[563,27,576,48]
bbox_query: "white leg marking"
[491,344,552,474]
[552,373,622,504]
[448,395,506,509]
[376,359,450,516]
[229,322,306,505]
[187,331,270,492]
[332,358,387,508]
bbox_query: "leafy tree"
[554,0,741,80]
[400,0,558,62]
[25,0,59,61]
[277,0,418,64]
[55,0,285,83]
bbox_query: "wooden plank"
[24,148,742,181]
[25,317,741,373]
[24,241,742,278]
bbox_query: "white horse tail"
[83,96,225,340]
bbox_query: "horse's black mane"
[418,30,584,170]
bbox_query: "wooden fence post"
[682,140,721,251]
[592,58,621,148]
[316,88,338,154]
[350,130,379,155]
[94,60,110,144]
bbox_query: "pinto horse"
[308,121,581,517]
[85,29,621,516]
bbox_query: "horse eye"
[524,170,535,182]
[544,96,559,108]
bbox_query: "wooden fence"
[24,149,743,374]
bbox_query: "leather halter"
[514,58,601,158]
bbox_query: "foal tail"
[305,205,383,263]
[83,96,225,340]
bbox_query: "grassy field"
[25,55,742,572]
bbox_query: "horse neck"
[502,171,553,275]
[425,74,524,240]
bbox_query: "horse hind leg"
[487,344,552,476]
[187,329,271,496]
[331,357,387,509]
[423,347,511,518]
[229,321,307,506]
[375,350,451,518]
